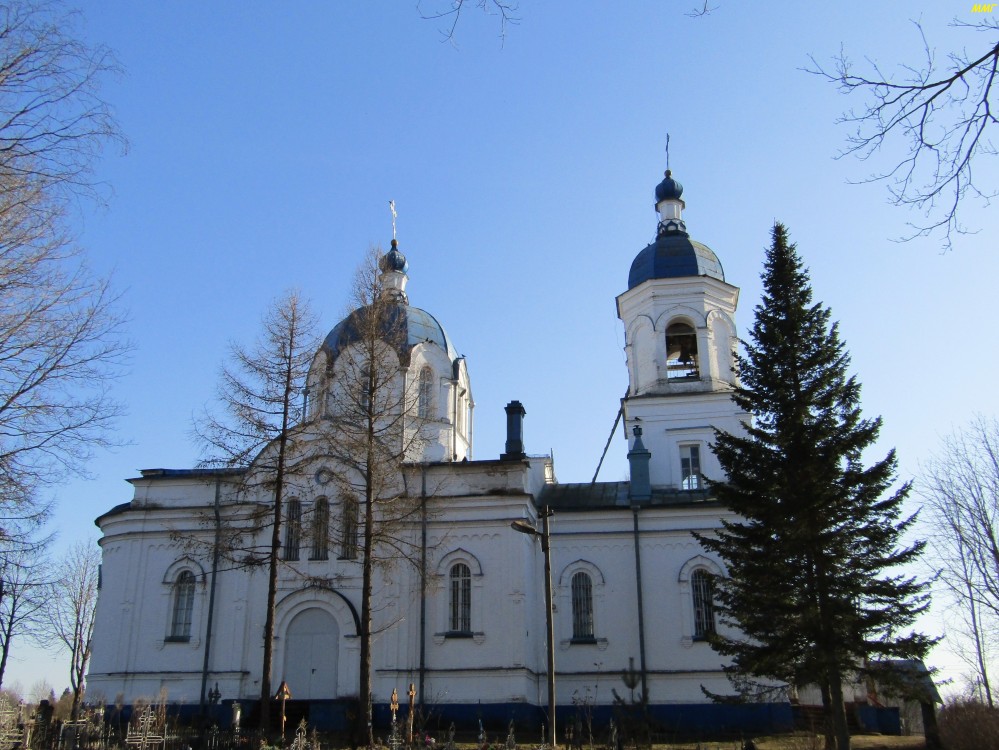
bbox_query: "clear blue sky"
[10,1,999,698]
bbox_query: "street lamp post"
[511,506,556,748]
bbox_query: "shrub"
[938,699,999,750]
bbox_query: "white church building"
[87,167,793,736]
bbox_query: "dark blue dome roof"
[628,232,725,288]
[380,240,409,273]
[655,170,683,202]
[321,303,458,366]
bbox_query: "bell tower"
[616,168,748,491]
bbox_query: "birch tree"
[919,415,999,707]
[0,541,48,688]
[46,540,99,720]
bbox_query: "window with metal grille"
[283,498,301,561]
[680,444,702,490]
[311,497,329,561]
[449,562,471,633]
[692,568,716,639]
[340,497,358,560]
[418,367,433,418]
[571,571,594,640]
[170,570,195,640]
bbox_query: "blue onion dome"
[380,239,409,274]
[321,304,458,368]
[654,169,683,203]
[628,236,724,287]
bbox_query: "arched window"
[284,499,301,561]
[571,571,594,640]
[170,570,195,640]
[311,497,329,561]
[665,322,699,379]
[339,497,358,560]
[418,367,433,418]
[692,568,716,639]
[449,562,471,633]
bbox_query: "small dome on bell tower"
[628,169,725,289]
[654,170,684,203]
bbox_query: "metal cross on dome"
[389,199,398,240]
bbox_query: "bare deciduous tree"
[194,290,318,731]
[0,0,128,545]
[46,540,100,720]
[919,415,999,707]
[0,1,122,206]
[418,0,519,43]
[685,1,719,18]
[0,541,49,688]
[810,18,999,249]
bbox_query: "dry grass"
[753,735,925,750]
[584,737,925,750]
[447,736,926,750]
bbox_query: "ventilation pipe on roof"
[501,400,527,461]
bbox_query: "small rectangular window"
[680,445,702,490]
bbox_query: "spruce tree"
[696,224,933,750]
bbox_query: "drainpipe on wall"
[451,380,458,461]
[419,463,428,710]
[199,478,223,714]
[627,426,652,704]
[631,507,648,704]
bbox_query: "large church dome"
[627,170,725,288]
[307,235,473,462]
[321,302,458,367]
[320,237,460,368]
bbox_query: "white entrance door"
[282,608,339,699]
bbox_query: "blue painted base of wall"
[109,700,792,739]
[855,705,901,736]
[646,703,794,738]
[380,700,794,740]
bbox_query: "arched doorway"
[282,607,339,699]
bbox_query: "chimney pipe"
[501,400,527,461]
